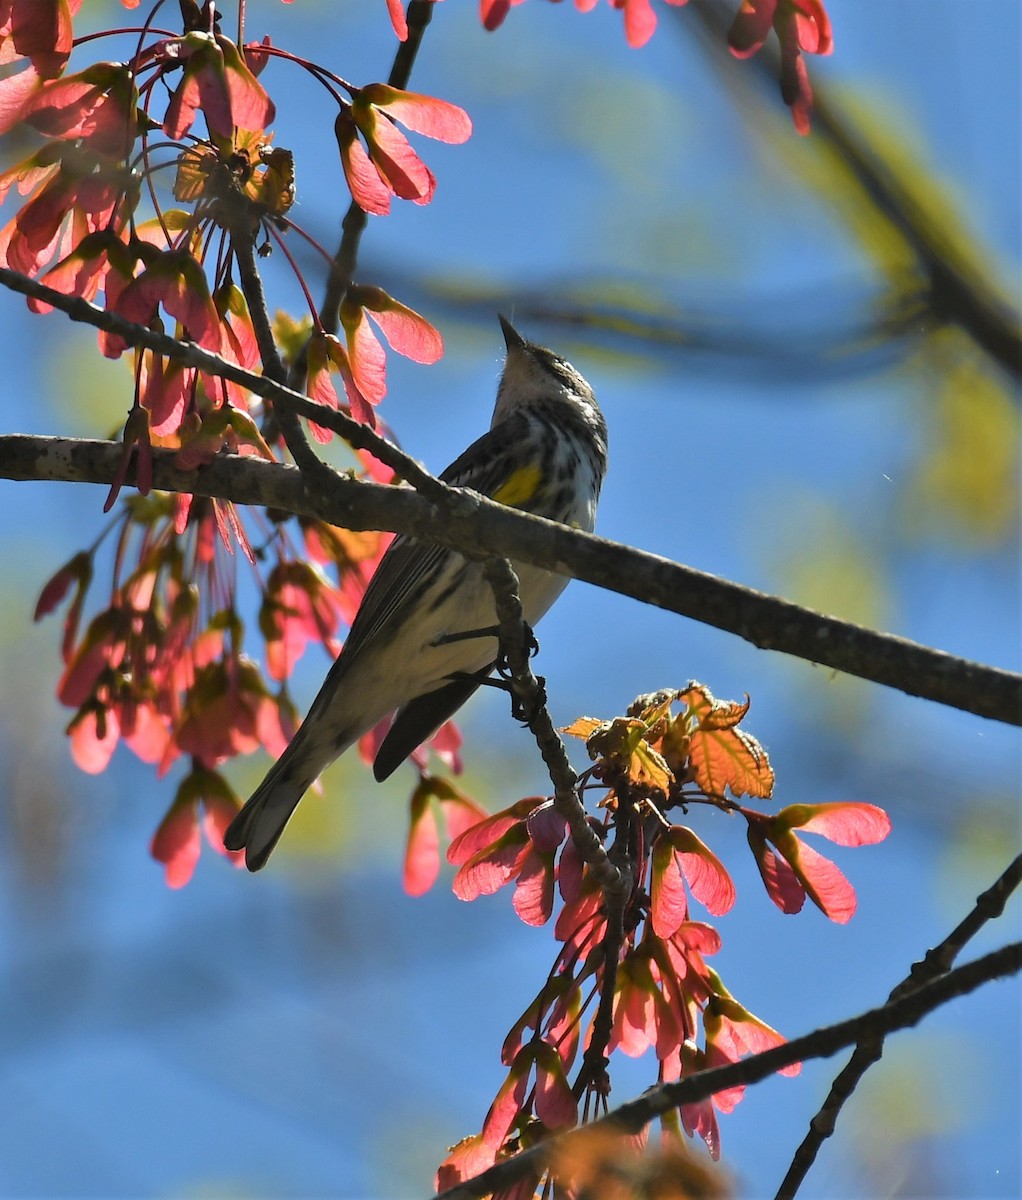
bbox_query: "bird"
[224,315,608,870]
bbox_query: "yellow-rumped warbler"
[225,316,607,870]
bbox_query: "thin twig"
[0,265,447,498]
[435,941,1022,1200]
[483,557,622,892]
[319,0,436,334]
[572,825,631,1103]
[483,556,633,1102]
[773,853,1022,1200]
[232,227,331,484]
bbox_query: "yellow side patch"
[492,463,543,508]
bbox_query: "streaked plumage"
[224,316,608,870]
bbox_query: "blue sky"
[0,2,1018,1197]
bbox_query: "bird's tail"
[224,729,330,871]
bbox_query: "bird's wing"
[335,414,532,666]
[371,674,488,782]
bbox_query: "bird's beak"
[499,314,526,352]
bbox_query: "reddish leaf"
[610,956,656,1056]
[668,825,736,916]
[23,63,138,158]
[113,251,221,354]
[360,83,472,144]
[447,797,537,865]
[121,699,172,766]
[728,0,775,57]
[104,405,152,511]
[355,285,444,364]
[2,0,77,79]
[480,1,516,32]
[196,771,244,866]
[748,826,806,914]
[796,2,832,54]
[620,0,658,48]
[554,885,605,955]
[334,108,392,215]
[674,1043,722,1161]
[427,721,464,775]
[0,63,42,135]
[779,801,891,846]
[682,684,774,799]
[671,920,723,960]
[650,833,688,939]
[385,0,408,40]
[0,171,72,273]
[704,994,800,1108]
[451,826,529,901]
[525,801,566,853]
[341,302,388,404]
[150,796,200,889]
[435,1135,496,1193]
[34,550,90,621]
[31,229,113,309]
[480,1051,532,1151]
[403,780,441,897]
[352,99,435,204]
[438,795,488,842]
[218,34,275,131]
[164,33,274,142]
[512,847,555,926]
[777,830,858,923]
[58,612,124,706]
[68,703,119,774]
[532,1040,578,1129]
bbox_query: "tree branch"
[319,0,436,333]
[483,557,632,1099]
[3,264,1020,727]
[2,431,1020,728]
[435,941,1022,1200]
[232,225,331,484]
[483,557,622,892]
[774,853,1022,1200]
[0,264,448,499]
[686,0,1022,383]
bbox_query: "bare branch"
[774,853,1022,1200]
[435,941,1022,1200]
[3,261,1020,727]
[1,430,1019,728]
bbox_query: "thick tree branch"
[435,941,1022,1200]
[2,265,1019,727]
[2,432,1020,728]
[774,853,1022,1200]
